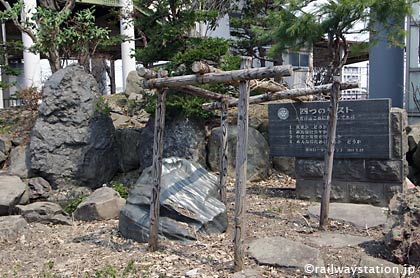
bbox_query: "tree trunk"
[48,49,61,73]
[320,81,340,229]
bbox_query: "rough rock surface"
[138,116,206,172]
[406,123,420,152]
[30,65,118,188]
[8,145,32,178]
[119,157,227,242]
[115,128,141,172]
[0,135,12,155]
[0,135,11,165]
[0,175,28,216]
[0,215,27,241]
[384,187,420,265]
[124,70,143,97]
[74,187,125,221]
[248,236,324,270]
[207,126,270,181]
[272,157,295,176]
[27,177,52,200]
[15,202,72,225]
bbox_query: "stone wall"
[295,108,408,207]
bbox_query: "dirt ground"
[1,173,414,278]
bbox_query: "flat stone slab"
[16,202,72,225]
[248,236,324,270]
[355,256,407,278]
[308,232,372,248]
[0,215,27,241]
[308,203,387,228]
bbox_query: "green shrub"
[63,195,87,214]
[95,96,112,116]
[111,182,128,199]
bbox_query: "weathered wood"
[138,67,158,79]
[233,57,252,272]
[148,89,167,251]
[142,65,293,89]
[138,67,169,79]
[320,81,340,230]
[202,82,359,110]
[192,61,287,93]
[218,99,229,204]
[177,85,236,101]
[191,61,218,74]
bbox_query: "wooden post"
[233,56,252,272]
[148,89,167,251]
[110,60,116,94]
[319,81,340,229]
[218,98,229,205]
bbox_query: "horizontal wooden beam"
[202,82,359,110]
[177,85,236,101]
[191,61,287,93]
[142,65,293,89]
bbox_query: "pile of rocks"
[384,187,420,265]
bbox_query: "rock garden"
[0,65,419,278]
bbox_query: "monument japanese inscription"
[268,99,391,159]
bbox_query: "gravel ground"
[2,174,415,278]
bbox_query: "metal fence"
[3,98,24,108]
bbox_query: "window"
[289,53,310,68]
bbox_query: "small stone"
[0,175,29,216]
[185,268,200,277]
[16,202,72,225]
[74,187,125,221]
[27,177,52,200]
[0,215,27,241]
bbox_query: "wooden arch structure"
[138,56,358,271]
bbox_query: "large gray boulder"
[15,202,72,225]
[8,145,32,178]
[30,65,118,188]
[119,157,227,242]
[0,175,29,216]
[138,116,206,172]
[74,187,125,221]
[115,128,141,172]
[207,126,270,181]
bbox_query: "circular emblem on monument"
[277,108,289,120]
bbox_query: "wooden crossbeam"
[191,61,287,93]
[176,85,236,101]
[141,65,293,89]
[202,82,359,110]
